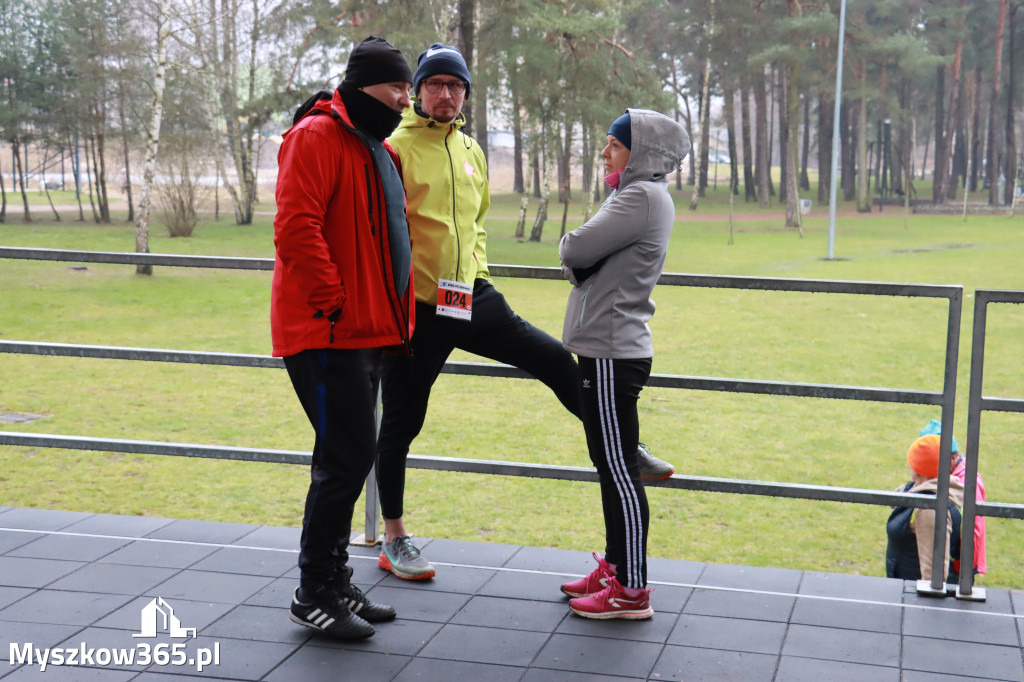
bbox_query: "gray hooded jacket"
[559,108,690,359]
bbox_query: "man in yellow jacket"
[375,43,676,580]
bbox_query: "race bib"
[436,279,473,320]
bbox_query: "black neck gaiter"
[338,81,403,142]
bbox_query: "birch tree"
[135,0,172,276]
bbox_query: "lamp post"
[827,0,847,260]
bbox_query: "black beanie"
[342,36,412,89]
[413,43,472,96]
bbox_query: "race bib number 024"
[436,279,473,321]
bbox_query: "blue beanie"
[608,113,632,150]
[919,418,960,454]
[413,43,472,96]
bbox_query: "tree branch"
[285,12,347,93]
[596,34,635,60]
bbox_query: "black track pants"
[376,280,581,520]
[284,348,382,589]
[577,355,652,589]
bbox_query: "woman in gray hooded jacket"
[558,109,690,620]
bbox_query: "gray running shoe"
[638,442,675,481]
[378,535,436,580]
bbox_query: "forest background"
[1,0,1023,237]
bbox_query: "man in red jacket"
[271,36,416,640]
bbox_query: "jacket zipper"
[363,165,375,235]
[444,129,460,280]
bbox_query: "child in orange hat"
[885,435,966,583]
[918,419,986,575]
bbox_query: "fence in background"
[0,245,1005,599]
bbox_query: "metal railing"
[956,290,1024,600]
[0,246,971,597]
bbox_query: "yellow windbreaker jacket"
[388,103,490,305]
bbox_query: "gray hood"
[618,108,691,190]
[559,108,689,360]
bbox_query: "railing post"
[958,293,989,601]
[352,382,383,546]
[918,288,961,597]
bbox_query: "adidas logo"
[306,607,335,629]
[582,379,591,389]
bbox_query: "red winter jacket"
[271,90,415,357]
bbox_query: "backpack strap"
[292,89,334,125]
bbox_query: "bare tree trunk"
[856,62,870,212]
[683,95,695,186]
[42,178,61,221]
[690,57,711,209]
[118,80,135,222]
[0,156,6,223]
[136,0,170,277]
[817,90,833,203]
[584,144,598,222]
[767,66,776,198]
[532,150,540,198]
[921,114,930,181]
[784,64,802,231]
[89,127,110,223]
[778,69,789,204]
[969,65,983,193]
[800,96,810,190]
[12,139,31,221]
[474,56,489,165]
[741,83,755,201]
[950,76,967,200]
[557,122,571,203]
[530,139,552,242]
[516,133,534,239]
[84,134,99,223]
[1005,4,1019,206]
[841,98,855,200]
[988,0,1009,205]
[672,62,684,190]
[936,7,966,202]
[933,67,946,200]
[754,71,770,208]
[724,85,739,196]
[580,124,593,199]
[457,0,475,136]
[114,8,135,223]
[963,72,976,220]
[512,82,524,194]
[515,193,529,240]
[208,0,256,225]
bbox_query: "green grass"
[2,187,1023,588]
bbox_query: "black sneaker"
[290,586,374,639]
[337,580,396,623]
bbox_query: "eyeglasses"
[422,79,466,95]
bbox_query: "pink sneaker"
[569,577,653,620]
[561,552,615,598]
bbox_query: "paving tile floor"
[1,506,1022,681]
